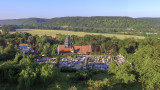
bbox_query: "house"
[19,44,38,55]
[58,35,92,54]
[19,44,31,54]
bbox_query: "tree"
[40,64,54,86]
[108,62,136,84]
[0,60,20,83]
[0,46,3,54]
[51,44,58,56]
[132,45,160,89]
[55,56,60,68]
[2,25,16,35]
[13,52,23,63]
[18,66,37,88]
[0,38,6,47]
[19,54,35,65]
[27,36,36,45]
[43,43,51,56]
[119,47,127,56]
[68,86,77,90]
[2,44,17,60]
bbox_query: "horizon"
[1,0,160,19]
[1,16,160,20]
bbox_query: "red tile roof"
[74,45,92,54]
[58,45,74,53]
[58,45,92,54]
[19,44,28,46]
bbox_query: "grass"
[47,72,88,90]
[11,29,145,39]
[46,71,111,90]
[47,71,142,90]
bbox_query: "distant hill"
[0,18,47,25]
[0,16,160,32]
[137,18,160,24]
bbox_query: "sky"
[0,0,160,19]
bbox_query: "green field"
[12,29,145,39]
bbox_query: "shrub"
[87,78,111,90]
[40,64,55,85]
[0,61,22,83]
[18,66,37,89]
[68,86,77,90]
[60,66,77,72]
[87,69,103,74]
[74,71,90,81]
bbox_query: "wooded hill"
[0,17,160,33]
[137,18,160,24]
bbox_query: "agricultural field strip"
[13,29,145,39]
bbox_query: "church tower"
[64,35,72,48]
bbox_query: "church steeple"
[64,35,71,48]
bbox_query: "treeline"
[138,18,160,24]
[1,16,160,33]
[1,31,160,58]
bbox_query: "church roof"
[74,45,92,54]
[58,45,92,54]
[58,45,74,53]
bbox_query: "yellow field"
[11,29,145,39]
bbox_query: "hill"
[0,16,160,33]
[0,18,47,25]
[137,18,160,24]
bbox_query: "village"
[18,35,126,71]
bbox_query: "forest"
[0,27,160,89]
[1,17,160,34]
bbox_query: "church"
[58,35,92,54]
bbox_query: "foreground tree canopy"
[0,32,160,89]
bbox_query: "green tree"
[27,36,36,45]
[40,64,54,86]
[132,45,160,89]
[13,52,23,63]
[0,46,3,54]
[55,56,60,68]
[0,38,6,47]
[108,62,136,84]
[51,44,58,56]
[2,25,16,35]
[119,47,127,56]
[18,67,37,88]
[43,43,51,56]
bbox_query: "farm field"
[12,29,145,39]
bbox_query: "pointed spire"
[64,35,71,48]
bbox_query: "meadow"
[11,29,145,39]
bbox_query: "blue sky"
[0,0,160,19]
